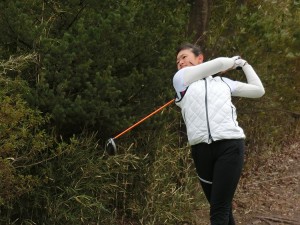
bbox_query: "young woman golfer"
[173,43,265,225]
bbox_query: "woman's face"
[176,49,204,70]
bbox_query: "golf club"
[105,99,175,155]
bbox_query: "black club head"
[105,138,117,155]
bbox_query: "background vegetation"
[0,0,299,224]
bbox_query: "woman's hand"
[233,57,248,70]
[220,56,247,74]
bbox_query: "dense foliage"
[0,0,299,224]
[0,0,187,139]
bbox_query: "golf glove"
[232,56,248,70]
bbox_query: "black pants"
[191,139,244,225]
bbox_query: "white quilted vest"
[176,76,245,145]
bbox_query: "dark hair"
[176,43,203,56]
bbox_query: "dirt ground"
[193,141,300,225]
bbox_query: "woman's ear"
[197,54,204,64]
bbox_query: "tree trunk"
[188,0,212,44]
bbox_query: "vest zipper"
[204,79,213,143]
